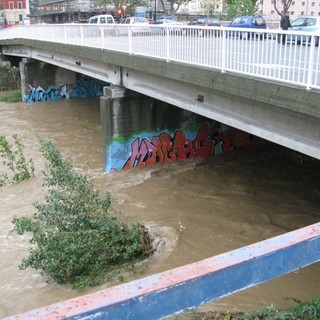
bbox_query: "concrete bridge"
[0,24,320,319]
[1,24,320,173]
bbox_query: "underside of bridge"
[16,57,268,173]
[1,40,318,168]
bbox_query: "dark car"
[226,16,267,39]
[185,17,221,37]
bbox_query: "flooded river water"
[0,97,319,318]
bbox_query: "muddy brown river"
[0,98,319,318]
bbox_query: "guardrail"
[0,24,319,90]
[3,222,320,319]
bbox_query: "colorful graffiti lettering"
[23,77,109,103]
[110,122,265,172]
[23,84,63,102]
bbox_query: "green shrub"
[0,66,20,91]
[0,90,22,102]
[0,134,34,186]
[12,137,153,289]
[241,297,320,320]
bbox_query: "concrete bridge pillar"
[19,58,28,98]
[99,86,265,173]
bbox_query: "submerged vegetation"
[12,136,153,289]
[0,134,34,186]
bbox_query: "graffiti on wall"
[108,122,265,173]
[23,77,109,103]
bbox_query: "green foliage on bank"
[242,297,320,320]
[0,134,34,186]
[12,137,153,289]
[177,296,320,319]
[0,90,22,102]
[0,66,20,91]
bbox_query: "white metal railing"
[1,23,320,91]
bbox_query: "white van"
[88,15,115,25]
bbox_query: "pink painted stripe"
[5,222,320,320]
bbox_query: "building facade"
[0,0,29,27]
[263,0,320,21]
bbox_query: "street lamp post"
[153,0,156,21]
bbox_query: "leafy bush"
[12,137,153,289]
[241,297,320,320]
[0,134,34,186]
[177,297,320,319]
[0,66,21,91]
[0,90,22,102]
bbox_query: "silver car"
[288,16,320,46]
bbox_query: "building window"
[312,2,315,6]
[9,2,14,9]
[292,1,295,5]
[311,11,314,15]
[302,2,305,5]
[19,14,22,21]
[18,2,22,9]
[301,11,305,15]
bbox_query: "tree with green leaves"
[226,0,258,20]
[12,137,153,289]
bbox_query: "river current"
[0,98,319,318]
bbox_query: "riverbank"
[174,296,320,319]
[0,89,21,102]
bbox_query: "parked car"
[287,16,320,46]
[88,15,115,25]
[184,17,221,37]
[119,16,150,35]
[151,18,183,34]
[87,15,116,37]
[121,17,150,25]
[226,16,267,39]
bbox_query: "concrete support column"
[100,85,146,172]
[19,58,28,99]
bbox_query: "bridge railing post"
[166,27,170,62]
[100,26,104,48]
[80,25,84,46]
[306,35,316,91]
[63,25,67,44]
[221,28,226,73]
[51,25,54,43]
[129,27,133,54]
